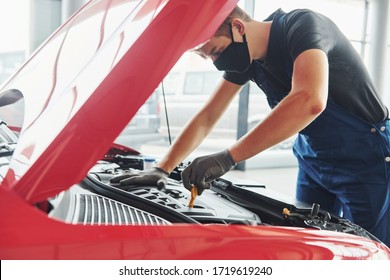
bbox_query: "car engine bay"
[45,147,381,244]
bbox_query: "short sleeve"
[222,69,251,85]
[284,10,336,61]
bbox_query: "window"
[0,1,28,84]
[254,0,369,57]
[183,72,222,95]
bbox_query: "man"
[111,7,390,246]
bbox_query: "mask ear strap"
[230,22,247,43]
[229,22,235,42]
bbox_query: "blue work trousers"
[293,102,390,247]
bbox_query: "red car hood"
[0,0,237,203]
[1,0,390,261]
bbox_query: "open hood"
[0,0,237,203]
[1,1,390,260]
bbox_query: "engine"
[46,151,381,243]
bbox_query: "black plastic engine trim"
[81,175,199,224]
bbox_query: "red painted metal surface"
[2,186,389,260]
[0,0,389,260]
[1,0,236,203]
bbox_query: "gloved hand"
[181,149,236,195]
[109,167,169,190]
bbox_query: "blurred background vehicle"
[157,69,295,149]
[115,91,161,150]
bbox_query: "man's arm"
[157,78,242,173]
[229,49,329,162]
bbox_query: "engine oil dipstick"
[188,186,198,208]
[282,208,291,216]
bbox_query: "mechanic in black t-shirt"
[111,6,390,246]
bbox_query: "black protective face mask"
[213,25,251,73]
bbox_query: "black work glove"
[109,167,169,190]
[181,149,236,195]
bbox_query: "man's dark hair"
[214,6,252,37]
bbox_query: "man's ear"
[231,18,246,35]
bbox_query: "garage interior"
[0,0,389,197]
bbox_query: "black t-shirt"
[224,9,388,123]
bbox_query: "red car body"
[0,0,389,260]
